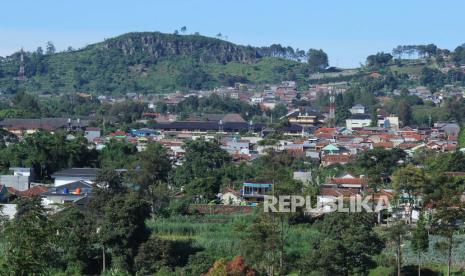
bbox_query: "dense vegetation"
[0,32,329,94]
[1,130,465,274]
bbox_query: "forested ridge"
[0,32,317,94]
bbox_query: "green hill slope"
[0,32,310,94]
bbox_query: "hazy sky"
[1,0,465,67]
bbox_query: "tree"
[420,67,445,91]
[99,139,138,169]
[383,221,409,276]
[355,148,405,220]
[135,236,170,274]
[1,197,52,274]
[184,252,217,275]
[206,256,256,276]
[370,108,378,127]
[0,131,98,180]
[307,49,328,71]
[180,26,187,33]
[36,46,44,55]
[392,164,428,222]
[46,41,56,55]
[366,52,393,67]
[186,176,221,199]
[303,212,384,275]
[354,148,405,188]
[426,175,465,276]
[240,214,280,275]
[397,100,412,127]
[271,103,288,120]
[433,207,464,276]
[49,207,96,274]
[453,44,465,65]
[99,193,151,273]
[411,213,429,276]
[131,142,171,189]
[174,139,231,189]
[95,168,127,196]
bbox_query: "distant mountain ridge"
[0,31,310,94]
[100,32,261,64]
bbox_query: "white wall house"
[51,168,100,187]
[346,114,372,130]
[349,104,366,114]
[378,116,400,130]
[220,189,245,205]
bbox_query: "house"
[240,183,273,202]
[150,121,266,133]
[250,97,263,104]
[323,173,367,189]
[319,187,361,202]
[322,144,342,155]
[283,109,322,126]
[283,143,305,157]
[42,180,93,205]
[131,128,158,137]
[293,171,313,185]
[51,168,100,186]
[14,185,49,198]
[349,104,366,114]
[321,154,351,166]
[306,150,320,160]
[0,167,34,191]
[186,113,246,123]
[222,138,250,155]
[84,127,101,142]
[346,114,372,130]
[377,116,400,130]
[220,188,246,205]
[0,117,90,135]
[435,123,460,137]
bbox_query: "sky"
[1,0,465,68]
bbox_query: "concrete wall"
[0,204,17,219]
[0,175,30,191]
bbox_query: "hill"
[0,32,312,95]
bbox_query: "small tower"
[219,119,223,133]
[15,48,26,81]
[329,87,336,120]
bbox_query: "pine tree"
[411,213,429,276]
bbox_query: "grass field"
[147,214,465,275]
[147,213,319,261]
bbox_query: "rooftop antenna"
[15,48,26,81]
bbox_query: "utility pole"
[102,244,106,273]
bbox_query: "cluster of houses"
[0,80,463,221]
[0,167,99,218]
[0,107,460,218]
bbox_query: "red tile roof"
[319,187,361,198]
[374,142,394,148]
[321,154,351,164]
[17,185,49,197]
[328,177,367,185]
